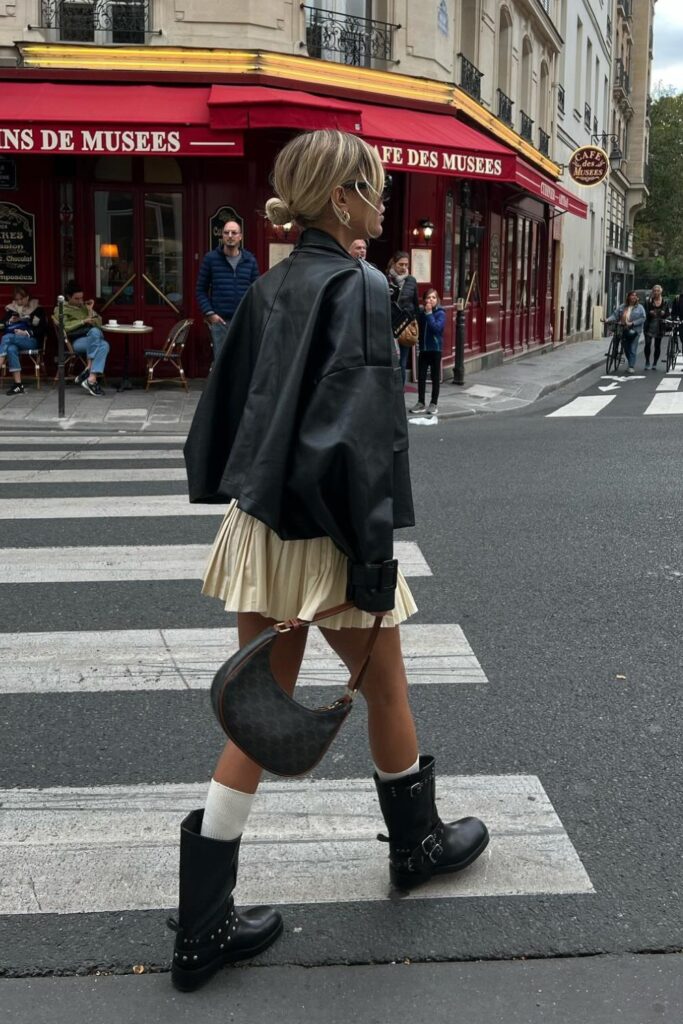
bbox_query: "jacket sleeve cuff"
[346,559,398,613]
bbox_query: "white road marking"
[1,449,184,462]
[644,393,683,415]
[0,776,593,914]
[598,383,620,392]
[547,396,616,417]
[0,541,431,583]
[0,495,211,520]
[0,468,187,482]
[0,435,184,446]
[655,377,681,392]
[0,623,486,693]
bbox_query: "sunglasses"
[342,174,392,203]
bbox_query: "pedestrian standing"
[195,220,260,360]
[386,251,419,386]
[643,284,670,370]
[411,288,445,416]
[348,238,368,259]
[176,129,489,993]
[608,290,646,374]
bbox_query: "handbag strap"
[275,601,384,696]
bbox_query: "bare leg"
[212,612,308,793]
[319,624,418,773]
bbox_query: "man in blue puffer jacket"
[196,220,260,359]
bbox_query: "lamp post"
[453,180,471,386]
[590,133,623,173]
[56,295,65,419]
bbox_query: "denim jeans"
[209,320,230,360]
[417,350,442,406]
[622,327,640,368]
[0,332,36,372]
[72,327,110,374]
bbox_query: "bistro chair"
[51,319,88,383]
[0,334,47,390]
[144,317,193,391]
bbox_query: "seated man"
[0,311,35,395]
[54,280,109,396]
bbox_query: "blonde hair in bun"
[265,129,384,231]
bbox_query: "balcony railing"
[614,58,631,96]
[617,0,633,19]
[520,110,534,142]
[538,128,550,156]
[497,88,514,126]
[302,4,398,67]
[557,84,565,115]
[35,1,150,43]
[458,53,483,102]
[584,103,592,130]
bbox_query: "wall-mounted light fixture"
[590,133,624,173]
[418,218,435,241]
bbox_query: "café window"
[40,1,150,45]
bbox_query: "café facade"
[0,43,587,379]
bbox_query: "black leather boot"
[168,809,283,992]
[374,755,489,890]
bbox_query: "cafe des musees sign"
[568,145,609,187]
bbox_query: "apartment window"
[575,20,584,111]
[497,7,513,98]
[39,1,149,44]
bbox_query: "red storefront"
[0,63,587,380]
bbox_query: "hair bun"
[265,197,294,226]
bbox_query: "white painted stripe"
[0,776,593,914]
[547,396,616,417]
[655,377,681,392]
[0,623,486,693]
[0,541,431,582]
[1,449,184,462]
[0,495,210,520]
[0,467,187,482]
[0,435,185,446]
[644,393,683,415]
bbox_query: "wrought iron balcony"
[458,53,483,102]
[614,58,631,97]
[302,4,398,67]
[35,1,150,43]
[497,89,514,126]
[538,128,549,156]
[617,0,632,19]
[584,103,592,130]
[520,110,534,142]
[557,84,565,115]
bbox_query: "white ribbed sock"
[374,755,420,782]
[201,779,256,841]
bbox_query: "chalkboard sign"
[0,202,36,283]
[209,205,243,251]
[0,158,17,190]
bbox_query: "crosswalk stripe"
[0,541,432,582]
[644,393,683,415]
[0,435,184,446]
[0,776,594,915]
[0,467,187,482]
[1,449,184,462]
[547,396,616,417]
[655,378,681,392]
[0,495,208,519]
[0,623,486,693]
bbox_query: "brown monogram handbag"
[210,603,383,777]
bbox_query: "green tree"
[634,91,683,294]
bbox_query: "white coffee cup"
[133,320,144,327]
[108,319,118,326]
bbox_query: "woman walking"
[386,250,419,386]
[178,130,489,993]
[608,290,646,374]
[410,288,446,416]
[643,284,670,370]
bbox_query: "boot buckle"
[421,832,443,864]
[409,780,424,797]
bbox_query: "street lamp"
[591,133,623,173]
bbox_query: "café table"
[101,322,153,391]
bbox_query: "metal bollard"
[57,295,65,419]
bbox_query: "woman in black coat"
[176,130,489,992]
[387,250,419,385]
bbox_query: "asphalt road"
[1,362,682,1020]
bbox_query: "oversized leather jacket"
[184,229,415,612]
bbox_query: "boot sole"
[390,829,490,891]
[170,917,284,992]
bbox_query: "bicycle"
[603,320,625,374]
[664,319,682,372]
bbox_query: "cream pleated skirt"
[202,501,417,630]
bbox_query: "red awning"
[0,82,242,156]
[514,158,588,218]
[208,85,362,131]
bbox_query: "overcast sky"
[652,0,683,93]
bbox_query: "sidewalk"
[0,340,605,434]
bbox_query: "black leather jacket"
[184,229,415,612]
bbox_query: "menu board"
[0,202,35,283]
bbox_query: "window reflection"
[144,193,183,306]
[94,190,134,304]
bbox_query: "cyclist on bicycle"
[606,291,646,374]
[643,284,671,370]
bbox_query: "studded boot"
[374,755,489,890]
[168,809,283,992]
